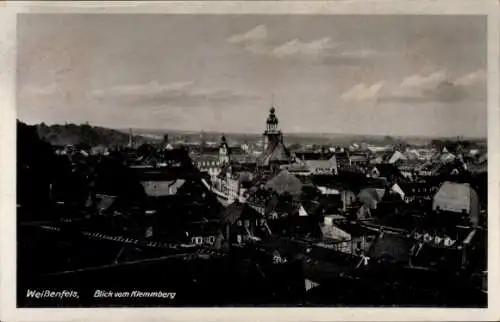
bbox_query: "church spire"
[266,98,280,133]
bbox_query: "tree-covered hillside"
[35,122,156,147]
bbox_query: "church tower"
[263,105,283,151]
[258,101,290,169]
[218,135,231,165]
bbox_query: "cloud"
[270,37,337,59]
[227,25,339,61]
[91,80,262,108]
[388,69,485,103]
[340,69,486,104]
[227,25,268,44]
[227,25,393,67]
[92,81,194,98]
[340,82,385,102]
[400,71,447,90]
[454,69,486,87]
[338,49,384,59]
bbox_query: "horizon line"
[18,119,487,141]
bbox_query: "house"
[281,163,312,176]
[409,226,478,270]
[264,169,304,197]
[418,162,443,177]
[193,154,221,178]
[294,151,330,162]
[186,220,224,248]
[318,219,378,255]
[334,151,351,169]
[368,164,403,182]
[348,152,369,166]
[94,194,118,215]
[467,159,487,175]
[367,145,393,154]
[367,231,413,265]
[432,181,480,226]
[210,164,254,203]
[290,150,338,175]
[310,173,382,213]
[220,201,272,244]
[390,182,438,204]
[132,168,187,197]
[305,158,338,175]
[435,148,457,164]
[357,187,386,210]
[395,159,427,179]
[387,150,407,164]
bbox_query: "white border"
[1,1,499,321]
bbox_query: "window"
[244,220,250,228]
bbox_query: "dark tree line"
[36,122,159,147]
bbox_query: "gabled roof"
[358,187,386,204]
[372,164,402,178]
[264,170,303,196]
[220,201,263,224]
[432,181,479,214]
[306,159,338,171]
[259,142,291,165]
[367,232,412,264]
[96,195,117,213]
[396,159,427,169]
[349,153,369,162]
[264,194,280,215]
[388,150,406,164]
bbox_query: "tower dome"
[267,106,279,127]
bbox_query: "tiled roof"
[432,181,479,214]
[358,187,386,203]
[367,232,412,264]
[294,152,332,161]
[96,195,117,213]
[220,201,263,224]
[264,170,303,196]
[372,164,401,177]
[259,142,291,165]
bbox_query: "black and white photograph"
[1,1,498,319]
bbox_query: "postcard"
[0,1,499,321]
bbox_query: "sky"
[17,14,487,137]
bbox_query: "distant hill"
[34,122,160,147]
[29,121,486,149]
[123,127,486,147]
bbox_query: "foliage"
[36,122,155,147]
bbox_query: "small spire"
[270,93,276,114]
